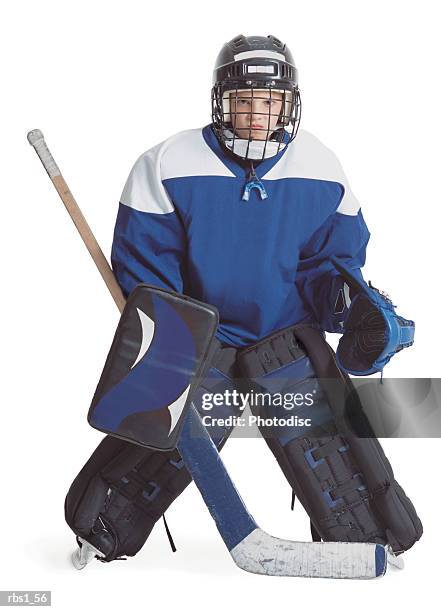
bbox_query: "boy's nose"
[249,103,267,116]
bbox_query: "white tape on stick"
[27,129,61,179]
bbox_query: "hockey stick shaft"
[28,130,387,579]
[27,130,126,313]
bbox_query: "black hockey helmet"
[211,34,301,160]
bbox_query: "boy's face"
[229,89,284,141]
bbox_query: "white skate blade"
[71,537,105,570]
[386,546,405,570]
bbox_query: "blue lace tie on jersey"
[242,162,268,201]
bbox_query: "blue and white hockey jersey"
[111,125,370,347]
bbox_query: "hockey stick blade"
[179,403,387,579]
[28,130,389,579]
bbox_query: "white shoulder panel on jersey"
[120,140,175,214]
[262,130,361,216]
[160,128,235,180]
[120,128,235,214]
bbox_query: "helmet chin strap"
[222,127,287,160]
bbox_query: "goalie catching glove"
[332,257,415,376]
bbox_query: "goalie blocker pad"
[88,284,219,451]
[331,257,415,376]
[238,324,422,555]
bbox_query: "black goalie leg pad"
[65,437,192,560]
[238,324,422,554]
[65,344,240,562]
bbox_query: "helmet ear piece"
[222,91,231,124]
[279,89,296,127]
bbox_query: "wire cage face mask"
[212,84,301,160]
[211,35,302,161]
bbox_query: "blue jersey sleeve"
[296,209,370,333]
[111,145,187,298]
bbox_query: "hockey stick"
[28,129,390,578]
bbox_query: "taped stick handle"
[27,129,126,313]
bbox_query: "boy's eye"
[235,98,279,106]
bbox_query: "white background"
[2,0,439,609]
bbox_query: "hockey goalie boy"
[65,34,422,567]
